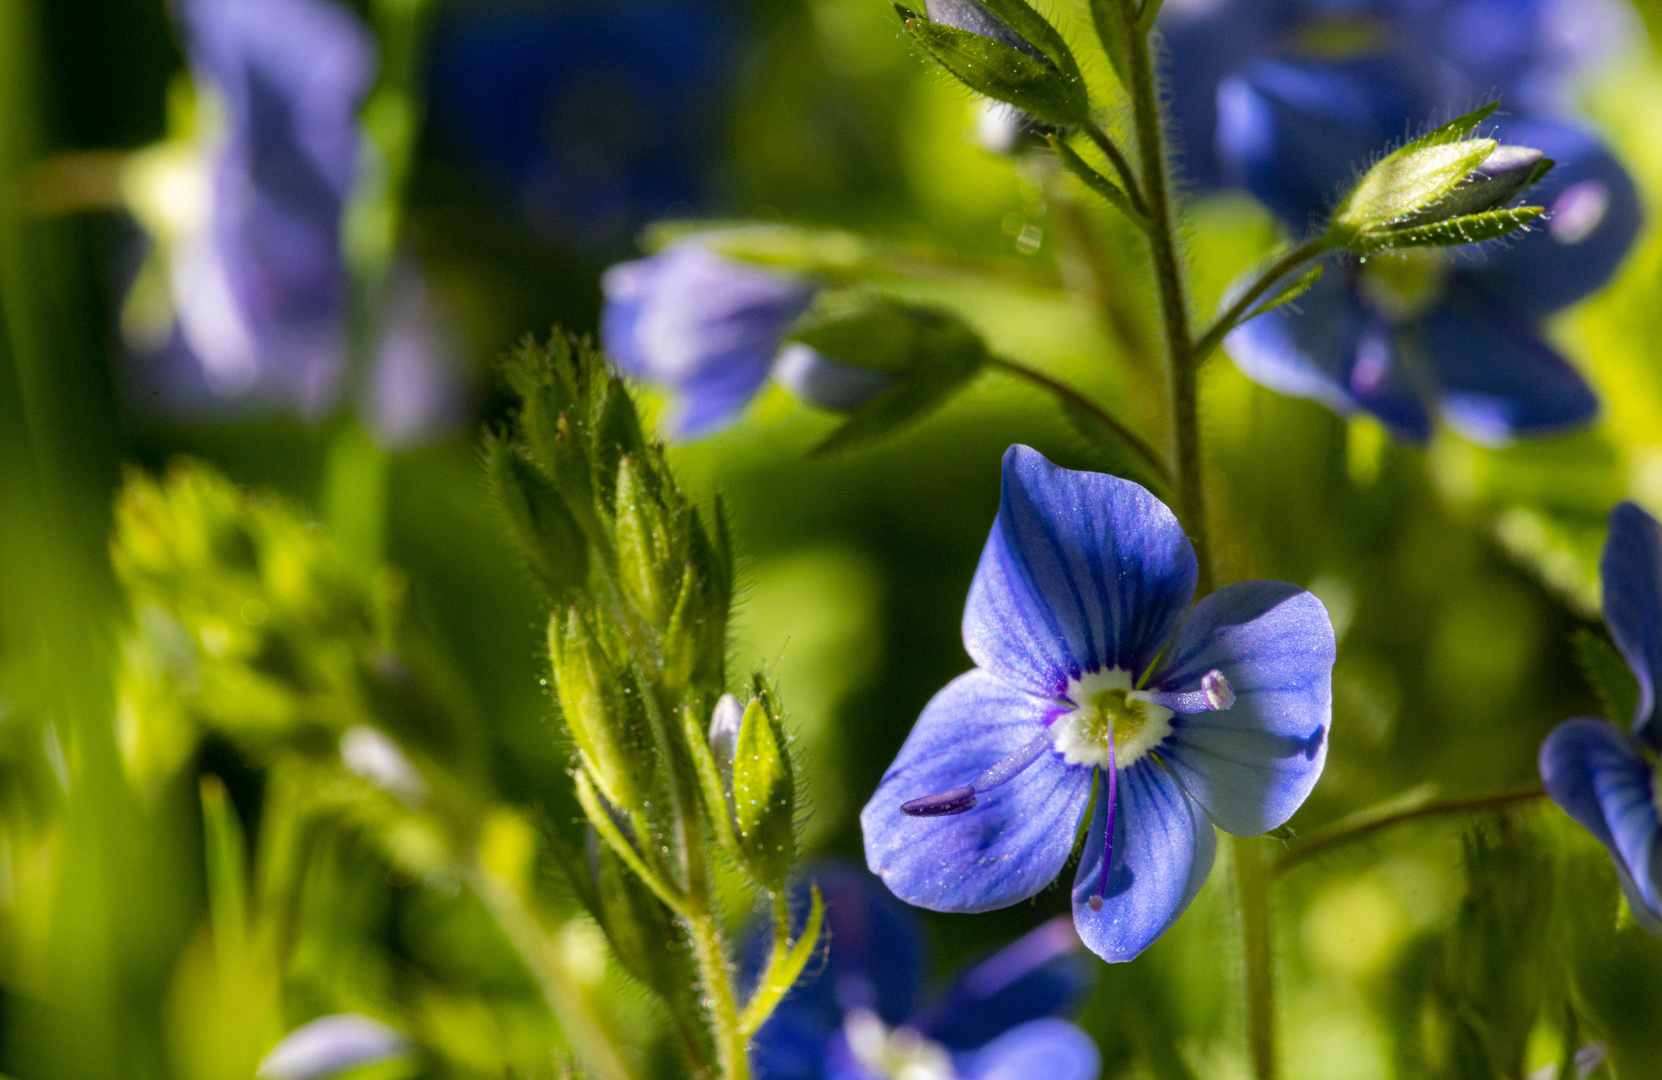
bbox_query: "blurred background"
[4,0,1662,1076]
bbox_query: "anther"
[1128,669,1236,714]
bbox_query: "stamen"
[1128,669,1235,714]
[900,731,1053,818]
[1086,732,1116,913]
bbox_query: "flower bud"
[730,692,796,889]
[923,0,1045,61]
[772,344,897,413]
[1393,144,1549,228]
[613,454,680,628]
[549,607,656,811]
[898,0,1088,128]
[484,438,589,596]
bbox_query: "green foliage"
[1354,206,1547,252]
[898,14,1090,128]
[1572,629,1641,729]
[1245,264,1325,321]
[731,693,796,889]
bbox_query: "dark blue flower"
[601,244,891,439]
[750,862,1099,1080]
[1540,502,1662,933]
[861,447,1335,962]
[1224,115,1637,444]
[143,0,376,412]
[424,0,736,250]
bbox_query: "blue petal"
[1155,1,1283,191]
[862,670,1091,913]
[1539,718,1662,929]
[599,244,814,438]
[1602,502,1662,746]
[1154,581,1335,837]
[1417,293,1598,445]
[749,1004,837,1080]
[962,446,1197,697]
[1213,58,1435,231]
[960,1018,1102,1080]
[1463,119,1641,315]
[1226,267,1432,441]
[1071,761,1217,963]
[257,1014,410,1080]
[912,917,1091,1051]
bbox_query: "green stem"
[1233,836,1277,1080]
[686,906,751,1080]
[989,356,1172,483]
[1190,237,1334,365]
[1120,12,1213,595]
[1082,121,1147,218]
[1273,782,1547,876]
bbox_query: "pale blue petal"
[862,670,1090,913]
[1071,762,1217,963]
[1602,501,1662,747]
[1539,718,1662,928]
[960,1018,1101,1080]
[257,1014,410,1080]
[1154,582,1335,837]
[962,446,1197,698]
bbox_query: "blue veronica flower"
[424,0,735,250]
[1540,501,1662,933]
[861,447,1335,962]
[146,0,376,411]
[601,244,893,439]
[1223,113,1638,445]
[256,1013,411,1080]
[750,862,1100,1080]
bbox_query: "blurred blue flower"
[257,1013,411,1080]
[424,0,736,250]
[749,862,1099,1080]
[861,446,1335,962]
[1540,501,1662,933]
[131,0,376,413]
[1224,116,1637,444]
[601,243,891,438]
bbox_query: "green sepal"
[681,700,739,854]
[1351,206,1544,252]
[1329,103,1501,241]
[1087,0,1136,91]
[903,18,1089,128]
[200,774,250,952]
[974,0,1084,82]
[731,696,795,889]
[1572,628,1640,729]
[613,454,679,628]
[483,436,590,597]
[738,886,825,1036]
[549,608,657,813]
[572,766,682,910]
[1243,264,1326,323]
[803,300,990,455]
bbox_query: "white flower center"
[843,1009,955,1080]
[1051,668,1173,770]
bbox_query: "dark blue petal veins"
[962,446,1198,697]
[1155,581,1336,837]
[862,670,1090,913]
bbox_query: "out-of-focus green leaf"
[1572,629,1640,729]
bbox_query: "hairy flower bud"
[549,607,655,811]
[730,691,796,889]
[1394,144,1550,228]
[485,438,589,596]
[613,454,681,629]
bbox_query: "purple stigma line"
[1087,732,1116,913]
[900,731,1054,818]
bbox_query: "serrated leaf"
[1573,628,1640,729]
[1358,206,1544,251]
[905,19,1088,127]
[732,698,794,888]
[1246,264,1325,320]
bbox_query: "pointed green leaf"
[1245,264,1325,320]
[904,19,1089,127]
[1356,206,1545,251]
[976,0,1083,81]
[1088,0,1135,90]
[732,697,795,889]
[1333,138,1497,235]
[739,885,825,1035]
[1051,135,1144,227]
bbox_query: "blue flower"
[1540,501,1662,933]
[134,0,376,412]
[750,862,1100,1080]
[1223,114,1637,444]
[861,447,1335,962]
[257,1013,411,1080]
[601,244,892,439]
[424,0,736,250]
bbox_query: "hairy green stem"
[686,906,751,1080]
[1121,13,1213,595]
[1082,121,1148,219]
[1274,782,1547,875]
[1232,836,1277,1080]
[989,356,1171,483]
[1190,237,1334,364]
